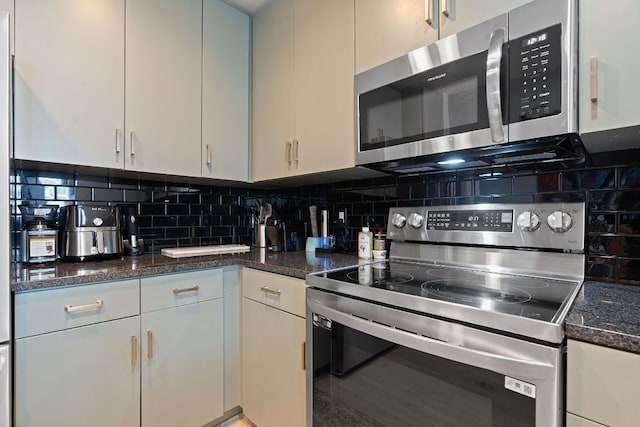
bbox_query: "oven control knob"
[407,213,424,228]
[516,211,541,232]
[391,213,407,228]
[547,211,573,232]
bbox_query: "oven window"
[358,51,491,151]
[312,322,535,427]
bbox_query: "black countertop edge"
[11,250,361,293]
[565,280,640,355]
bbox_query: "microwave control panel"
[509,24,562,122]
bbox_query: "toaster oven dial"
[547,211,572,232]
[391,213,407,228]
[516,211,541,232]
[407,213,424,229]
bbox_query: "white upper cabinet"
[202,0,250,181]
[252,0,355,181]
[14,0,126,169]
[252,0,295,181]
[355,0,439,74]
[125,0,202,177]
[438,0,531,38]
[579,0,640,149]
[356,0,532,73]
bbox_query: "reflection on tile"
[590,190,640,211]
[588,235,640,257]
[620,213,640,234]
[475,178,511,196]
[94,188,124,202]
[562,169,615,190]
[588,214,616,233]
[619,167,640,188]
[618,258,640,283]
[586,257,616,280]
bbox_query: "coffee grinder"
[121,204,144,256]
[19,204,59,264]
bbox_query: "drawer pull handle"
[64,300,104,313]
[147,331,153,360]
[132,336,137,366]
[260,286,281,296]
[172,285,200,294]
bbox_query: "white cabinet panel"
[202,0,250,181]
[141,299,224,427]
[355,0,439,74]
[14,0,125,169]
[15,317,141,427]
[439,0,531,38]
[125,0,202,176]
[579,0,640,146]
[566,413,605,427]
[242,298,306,427]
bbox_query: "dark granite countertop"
[13,255,640,355]
[565,281,640,355]
[11,249,360,292]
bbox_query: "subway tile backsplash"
[11,158,640,285]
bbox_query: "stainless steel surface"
[354,13,509,167]
[387,202,585,252]
[64,300,104,313]
[60,206,123,260]
[354,0,578,170]
[293,139,299,163]
[590,55,598,102]
[130,130,135,156]
[206,143,212,165]
[172,285,200,294]
[486,27,506,143]
[440,0,449,17]
[306,288,564,427]
[424,0,433,24]
[286,141,292,165]
[147,331,153,360]
[115,128,121,153]
[260,286,281,296]
[0,13,9,425]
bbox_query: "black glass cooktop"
[322,260,579,323]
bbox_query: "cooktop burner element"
[307,202,586,343]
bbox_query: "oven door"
[306,288,563,427]
[355,14,509,168]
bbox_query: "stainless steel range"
[306,202,585,427]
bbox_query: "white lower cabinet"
[15,269,226,427]
[241,268,306,427]
[566,413,605,427]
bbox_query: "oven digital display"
[427,209,513,232]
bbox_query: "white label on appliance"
[28,236,56,257]
[504,376,536,399]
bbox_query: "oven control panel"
[426,209,513,232]
[387,202,585,252]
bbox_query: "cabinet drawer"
[141,269,223,313]
[15,279,140,339]
[241,268,306,318]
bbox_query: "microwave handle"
[486,27,506,143]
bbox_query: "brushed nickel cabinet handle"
[260,285,281,296]
[441,0,450,17]
[115,128,121,153]
[172,285,200,294]
[293,139,299,163]
[302,342,306,371]
[147,331,153,360]
[206,144,212,165]
[286,141,292,164]
[424,0,433,24]
[64,300,104,313]
[131,336,138,366]
[590,55,598,102]
[130,131,136,156]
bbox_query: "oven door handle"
[308,297,554,378]
[486,27,506,143]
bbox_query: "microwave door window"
[424,76,479,135]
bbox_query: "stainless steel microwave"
[355,0,582,173]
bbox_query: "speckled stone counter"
[11,249,360,292]
[565,281,640,354]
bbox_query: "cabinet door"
[579,0,640,135]
[141,299,224,427]
[14,317,140,427]
[293,0,355,176]
[355,0,439,74]
[439,0,531,38]
[242,298,306,427]
[566,413,606,427]
[14,0,125,169]
[125,0,202,176]
[251,0,295,181]
[202,0,250,182]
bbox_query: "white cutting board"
[161,244,250,258]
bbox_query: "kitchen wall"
[12,158,640,285]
